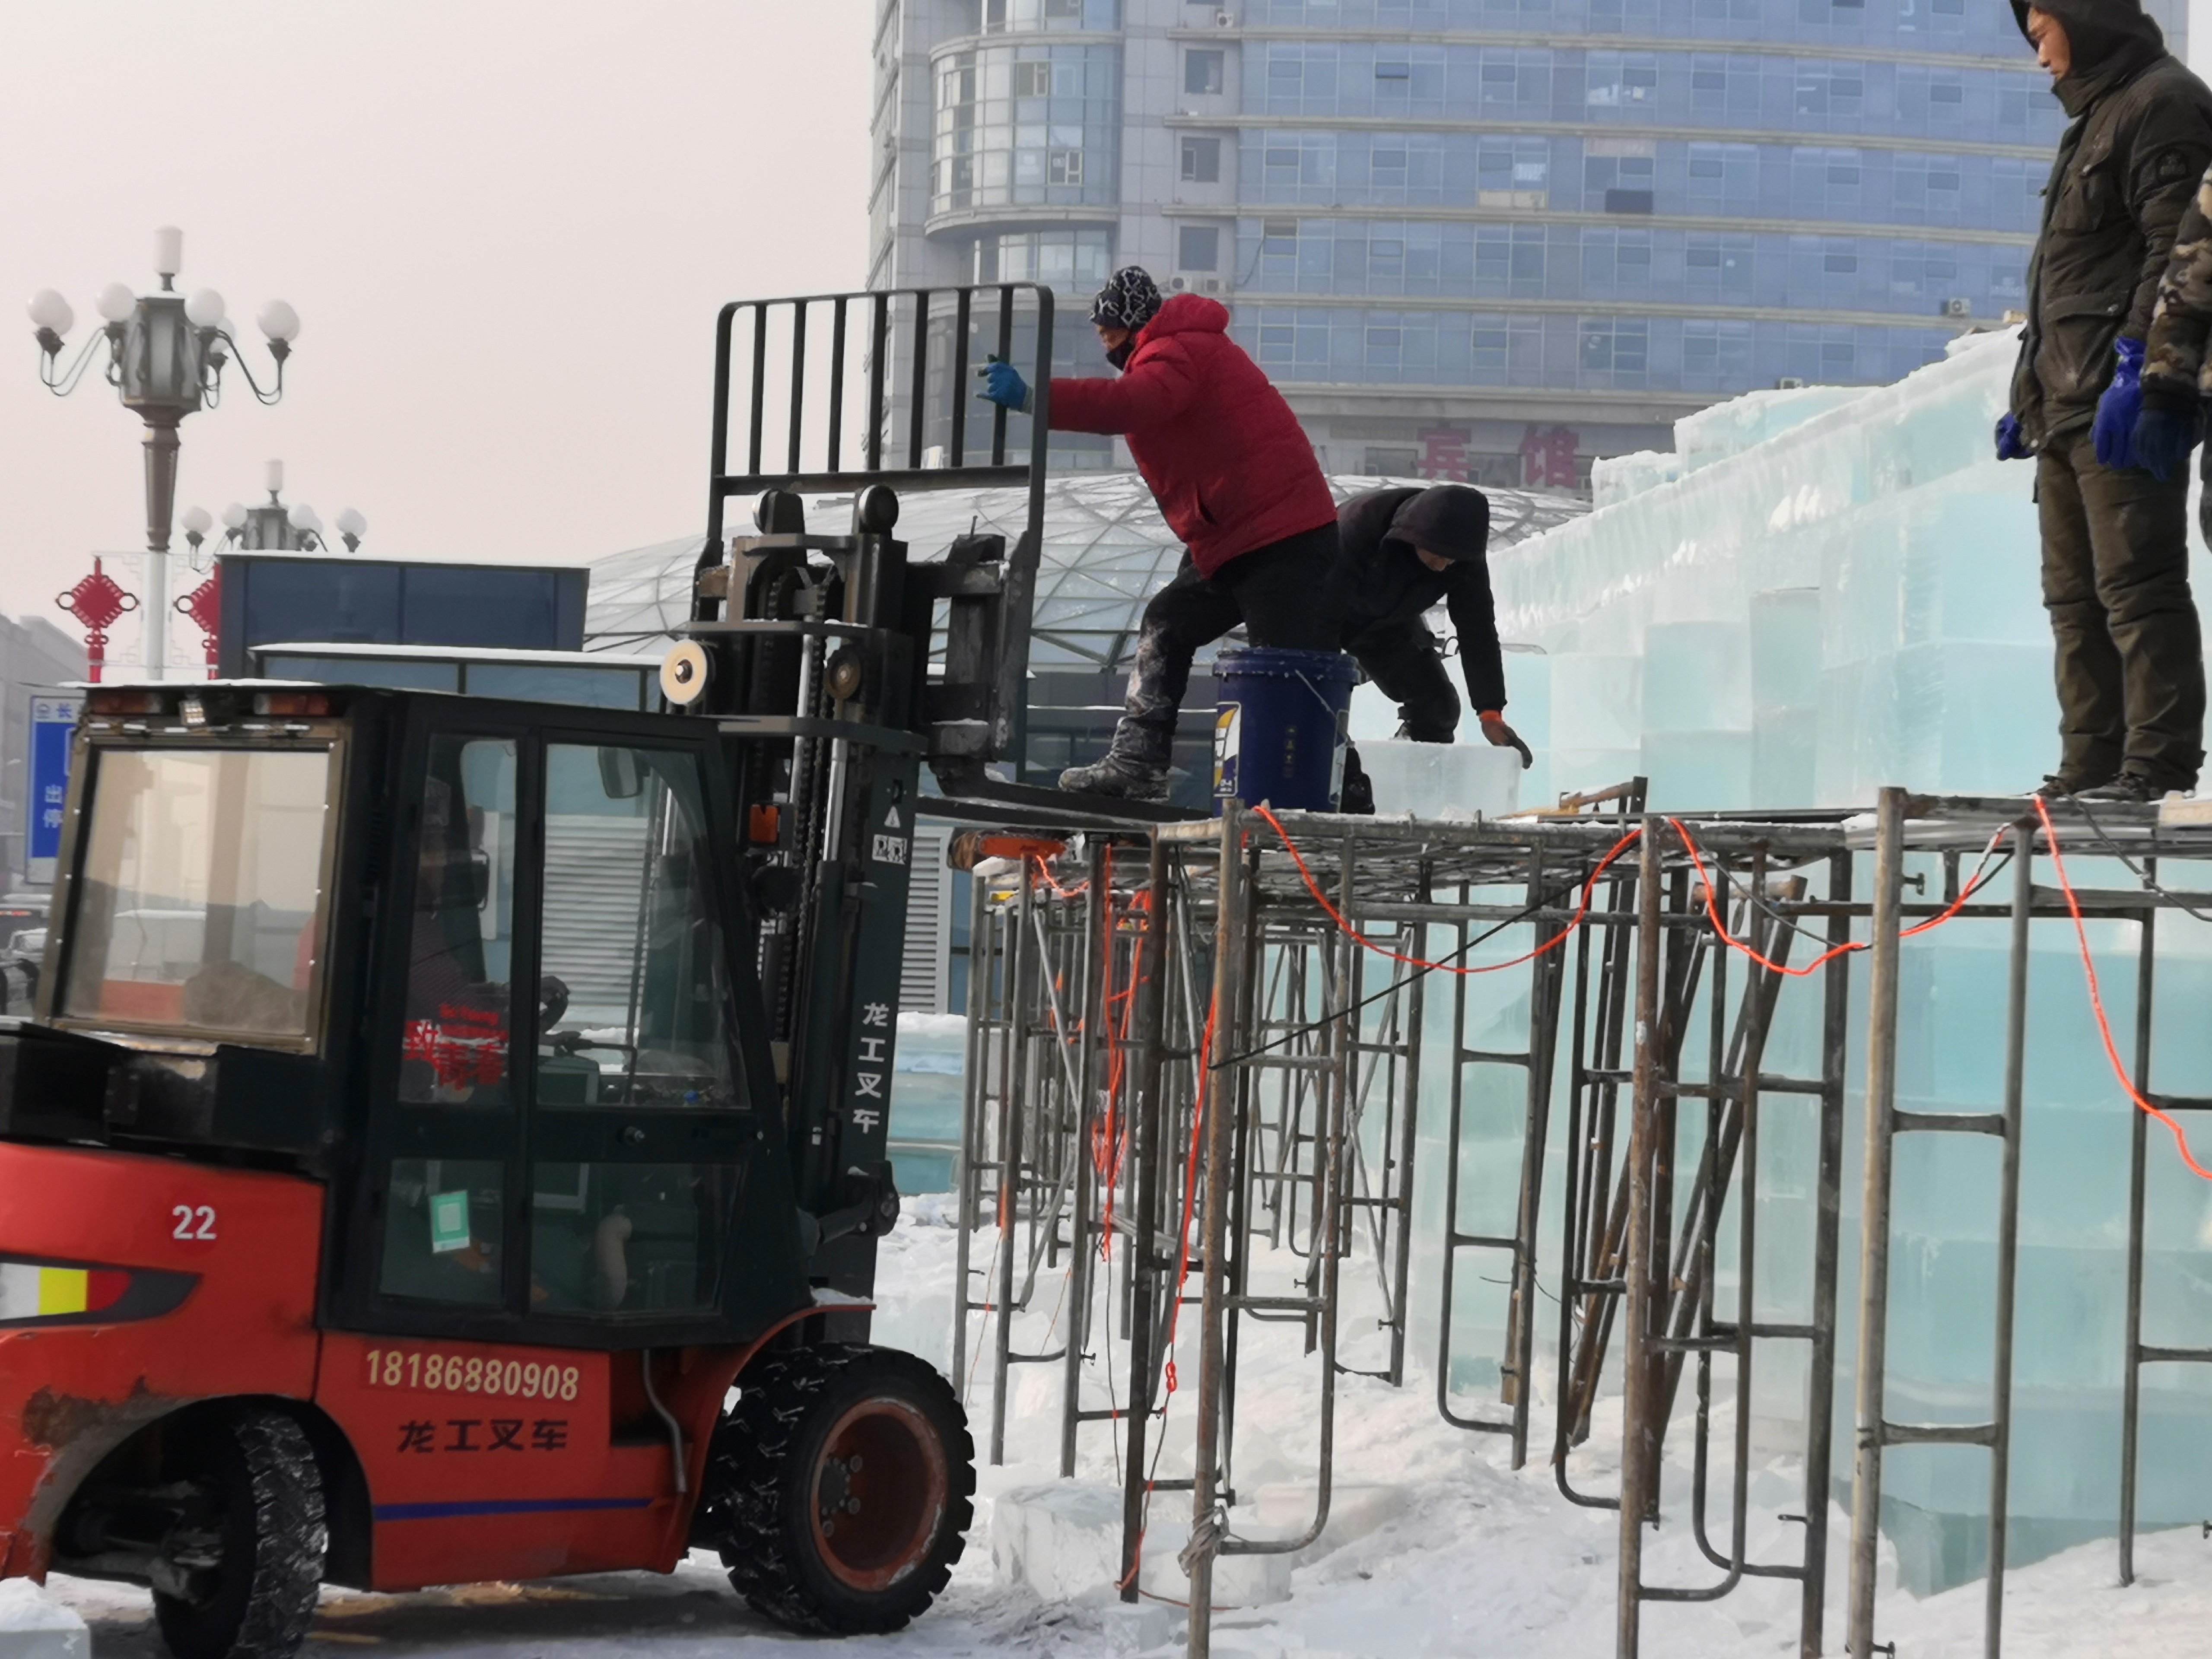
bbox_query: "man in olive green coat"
[1999,0,2212,801]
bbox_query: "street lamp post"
[29,226,298,680]
[175,462,370,675]
[182,459,366,557]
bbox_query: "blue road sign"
[28,695,80,881]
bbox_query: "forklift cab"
[34,683,814,1352]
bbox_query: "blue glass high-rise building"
[870,0,2184,489]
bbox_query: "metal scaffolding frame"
[943,788,2212,1659]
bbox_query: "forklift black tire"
[708,1344,975,1634]
[152,1408,327,1659]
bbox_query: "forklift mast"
[664,284,1055,1296]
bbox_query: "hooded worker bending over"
[1332,486,1532,805]
[981,267,1341,802]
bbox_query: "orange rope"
[2034,796,2212,1182]
[1666,815,2005,979]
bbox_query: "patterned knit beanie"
[1090,267,1164,333]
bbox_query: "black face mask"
[1106,339,1135,371]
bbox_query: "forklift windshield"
[59,745,334,1042]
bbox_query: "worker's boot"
[2074,772,2167,804]
[1058,749,1172,802]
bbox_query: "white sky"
[0,1,870,621]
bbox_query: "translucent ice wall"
[1465,337,2212,1590]
[1489,328,2080,810]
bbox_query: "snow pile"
[35,1200,2212,1656]
[0,1581,86,1659]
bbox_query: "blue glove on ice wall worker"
[2092,337,2147,470]
[978,358,1032,413]
[2130,398,2202,483]
[1995,413,2031,461]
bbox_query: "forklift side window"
[399,737,518,1106]
[378,1157,506,1307]
[527,1161,738,1315]
[61,746,333,1042]
[536,745,737,1110]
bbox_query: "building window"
[1929,79,1964,120]
[1363,446,1419,476]
[973,227,1112,292]
[1185,49,1224,95]
[1182,136,1222,182]
[1584,230,1653,292]
[1894,154,1964,221]
[1478,49,1548,109]
[1475,225,1546,294]
[1585,153,1655,214]
[1477,137,1550,208]
[1376,62,1411,81]
[973,0,1118,27]
[1682,319,1753,390]
[1469,315,1541,384]
[1579,317,1648,385]
[1791,147,1864,213]
[1178,226,1220,272]
[1586,52,1659,109]
[1686,235,1755,298]
[1796,67,1865,117]
[930,43,1120,215]
[1687,142,1757,207]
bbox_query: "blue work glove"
[2131,396,2203,484]
[2092,337,2147,470]
[1995,413,2031,461]
[977,357,1032,413]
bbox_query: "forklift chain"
[702,1343,975,1635]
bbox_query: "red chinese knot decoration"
[57,558,140,685]
[176,570,222,677]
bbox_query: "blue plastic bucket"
[1213,646,1358,813]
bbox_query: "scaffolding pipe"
[1846,786,1908,1659]
[1615,818,1664,1659]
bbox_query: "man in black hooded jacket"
[1331,484,1531,814]
[1999,0,2212,801]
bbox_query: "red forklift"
[0,285,1175,1659]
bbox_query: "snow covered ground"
[40,1199,2212,1657]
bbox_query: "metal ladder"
[1844,790,2033,1659]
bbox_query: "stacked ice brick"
[1455,334,2212,1590]
[1489,331,2059,810]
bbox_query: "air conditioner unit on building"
[1199,277,1223,294]
[1214,8,1236,26]
[1775,376,1807,390]
[1940,296,1973,319]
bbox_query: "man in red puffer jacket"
[981,267,1341,800]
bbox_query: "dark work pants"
[2037,426,2206,789]
[1113,523,1341,766]
[1345,618,1462,741]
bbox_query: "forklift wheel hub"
[809,1394,948,1592]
